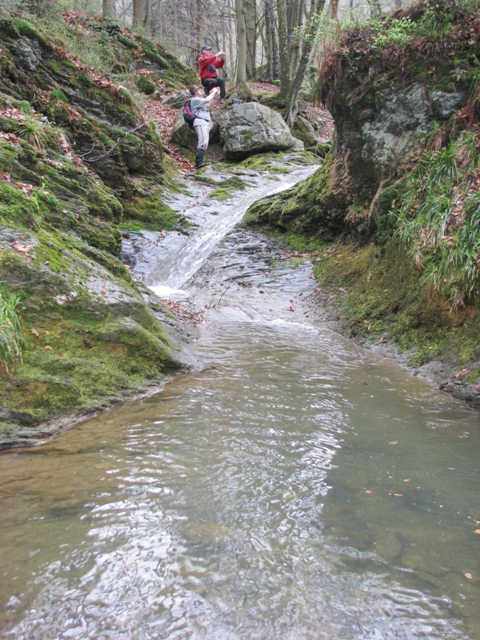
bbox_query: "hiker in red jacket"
[198,45,226,99]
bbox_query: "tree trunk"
[264,0,274,80]
[143,0,152,34]
[132,0,144,28]
[329,0,338,19]
[288,0,304,81]
[245,0,256,79]
[368,0,382,17]
[235,0,247,86]
[285,0,326,126]
[102,0,116,20]
[276,0,290,99]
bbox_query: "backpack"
[182,99,196,129]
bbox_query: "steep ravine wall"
[0,14,198,446]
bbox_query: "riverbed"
[1,159,479,639]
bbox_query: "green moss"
[117,34,139,50]
[0,182,40,229]
[14,100,32,115]
[77,72,94,88]
[209,176,248,201]
[242,152,334,236]
[50,89,69,103]
[89,87,115,107]
[33,235,71,273]
[0,310,177,421]
[313,239,480,368]
[140,41,168,69]
[77,218,122,254]
[0,18,49,47]
[136,74,156,95]
[47,59,77,75]
[123,192,177,230]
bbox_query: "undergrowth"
[0,289,24,374]
[395,130,480,308]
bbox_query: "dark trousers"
[201,77,226,98]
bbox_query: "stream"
[0,158,479,639]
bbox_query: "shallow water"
[1,163,479,639]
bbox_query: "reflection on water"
[0,320,479,639]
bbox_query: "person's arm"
[214,51,225,69]
[204,87,220,105]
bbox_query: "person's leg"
[216,77,226,98]
[195,124,210,168]
[201,78,216,95]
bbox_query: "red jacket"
[198,54,225,80]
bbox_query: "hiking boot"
[195,149,207,169]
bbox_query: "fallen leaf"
[31,327,39,337]
[389,441,398,445]
[403,478,411,483]
[393,493,404,498]
[12,242,33,255]
[474,529,480,535]
[365,490,372,495]
[44,345,52,350]
[464,573,473,580]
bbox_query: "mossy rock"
[136,74,156,95]
[123,193,177,230]
[243,151,335,237]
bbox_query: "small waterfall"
[148,165,318,295]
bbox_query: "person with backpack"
[188,84,220,170]
[198,46,226,99]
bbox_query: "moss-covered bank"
[0,11,199,446]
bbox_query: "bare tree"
[276,0,290,99]
[132,0,144,28]
[102,0,116,19]
[285,0,326,125]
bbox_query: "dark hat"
[201,45,212,51]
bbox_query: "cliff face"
[317,0,479,231]
[0,13,197,443]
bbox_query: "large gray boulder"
[218,103,297,159]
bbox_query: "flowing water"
[1,161,479,639]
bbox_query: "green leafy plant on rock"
[0,290,24,374]
[15,116,49,150]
